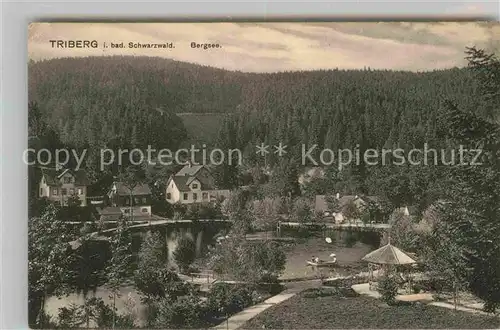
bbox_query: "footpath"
[212,279,321,330]
[352,283,489,315]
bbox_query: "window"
[124,209,130,214]
[142,208,148,213]
[192,183,198,189]
[134,197,140,204]
[52,188,58,195]
[40,188,43,196]
[183,193,188,200]
[69,188,75,195]
[77,188,83,195]
[166,193,171,199]
[202,192,208,200]
[61,188,67,195]
[193,193,198,200]
[63,177,71,184]
[142,197,147,204]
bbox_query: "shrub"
[134,266,190,299]
[206,283,254,318]
[378,275,399,305]
[302,287,360,299]
[56,297,136,329]
[413,284,423,294]
[302,287,339,298]
[57,303,83,328]
[210,238,286,284]
[153,294,207,329]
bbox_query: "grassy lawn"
[242,288,500,329]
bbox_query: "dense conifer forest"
[27,48,500,328]
[28,52,493,208]
[29,55,480,150]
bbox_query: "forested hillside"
[29,54,486,204]
[29,56,479,150]
[216,68,480,157]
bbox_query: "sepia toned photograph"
[27,22,500,329]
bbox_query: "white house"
[165,164,230,204]
[39,168,89,206]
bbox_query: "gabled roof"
[40,167,90,186]
[168,176,192,192]
[362,243,416,265]
[186,176,199,186]
[112,182,151,196]
[168,164,215,191]
[315,194,379,213]
[175,164,205,176]
[40,168,60,185]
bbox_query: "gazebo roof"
[362,243,416,265]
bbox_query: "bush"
[134,266,190,299]
[56,297,136,329]
[57,304,83,328]
[302,287,360,299]
[210,238,286,284]
[413,284,423,294]
[257,281,284,295]
[378,275,399,305]
[206,283,254,318]
[153,295,207,329]
[302,288,339,298]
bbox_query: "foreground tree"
[28,204,74,327]
[173,237,197,273]
[438,47,500,313]
[251,197,282,232]
[222,189,253,235]
[210,238,286,284]
[421,217,471,310]
[116,165,146,221]
[105,216,134,328]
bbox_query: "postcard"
[27,22,500,329]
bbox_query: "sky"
[28,21,500,72]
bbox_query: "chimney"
[335,193,340,199]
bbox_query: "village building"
[314,193,380,223]
[97,181,153,221]
[165,164,230,204]
[39,167,90,206]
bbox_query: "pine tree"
[105,216,134,328]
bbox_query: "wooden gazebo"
[362,243,417,291]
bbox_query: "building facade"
[39,168,89,206]
[165,164,230,204]
[108,181,152,216]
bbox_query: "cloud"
[28,22,496,72]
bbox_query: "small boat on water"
[306,260,337,267]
